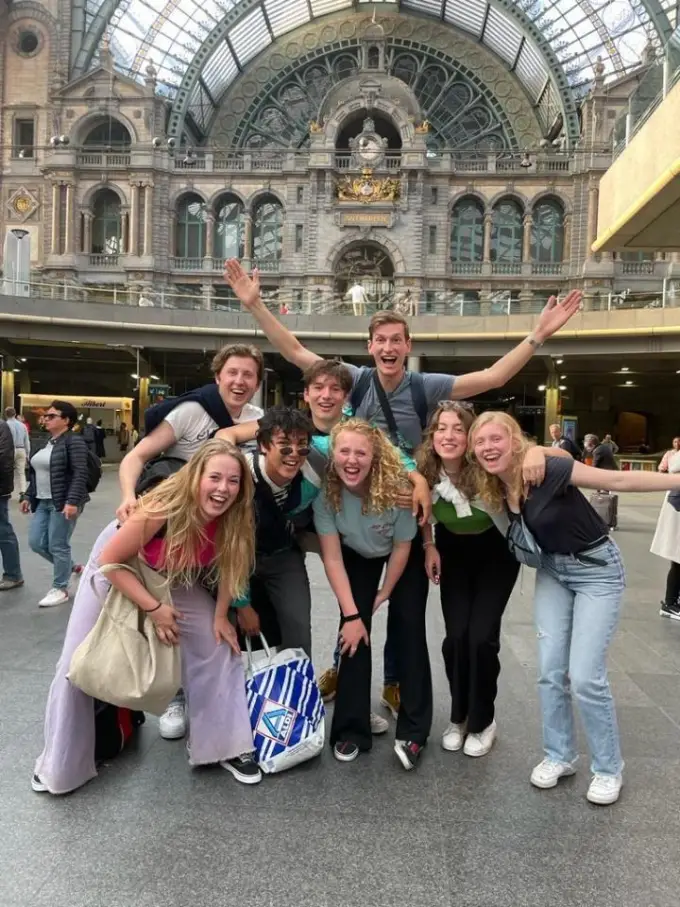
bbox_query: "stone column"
[522,214,533,263]
[121,211,129,254]
[64,184,75,254]
[0,356,15,413]
[483,213,492,263]
[143,183,153,257]
[50,183,60,255]
[82,212,93,253]
[205,212,215,261]
[543,373,560,444]
[587,184,599,260]
[243,213,254,268]
[562,213,572,265]
[202,283,213,311]
[129,182,139,256]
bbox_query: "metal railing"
[89,254,119,266]
[3,277,677,318]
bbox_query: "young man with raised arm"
[224,259,582,768]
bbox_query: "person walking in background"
[346,280,368,316]
[130,425,139,449]
[82,417,97,454]
[0,417,23,591]
[4,406,30,498]
[651,445,680,620]
[20,401,89,608]
[659,437,680,472]
[549,423,582,460]
[602,434,619,454]
[118,422,129,453]
[94,420,106,459]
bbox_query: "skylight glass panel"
[228,6,270,66]
[265,0,310,37]
[202,40,239,98]
[484,6,522,65]
[402,0,445,15]
[310,0,353,13]
[443,0,486,38]
[188,82,212,131]
[515,41,548,100]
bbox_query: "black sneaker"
[220,752,262,785]
[660,601,680,620]
[394,740,424,771]
[333,740,360,763]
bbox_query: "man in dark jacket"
[0,419,23,590]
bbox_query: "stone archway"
[333,239,395,304]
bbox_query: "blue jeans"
[332,609,398,685]
[29,500,78,590]
[0,496,22,581]
[534,539,625,776]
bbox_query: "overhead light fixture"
[520,151,532,168]
[538,384,546,391]
[150,374,160,380]
[560,374,566,379]
[12,368,20,373]
[559,385,567,391]
[625,380,633,385]
[555,358,563,365]
[19,357,26,362]
[621,366,629,372]
[130,373,139,379]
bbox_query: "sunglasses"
[43,413,63,421]
[275,444,311,457]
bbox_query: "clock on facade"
[350,117,388,168]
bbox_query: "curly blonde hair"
[468,411,530,513]
[416,401,477,499]
[326,418,408,515]
[139,438,255,599]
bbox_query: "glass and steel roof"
[74,0,675,140]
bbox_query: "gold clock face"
[14,195,32,214]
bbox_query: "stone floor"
[1,474,679,907]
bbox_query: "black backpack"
[66,434,102,493]
[349,368,428,450]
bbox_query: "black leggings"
[437,525,519,734]
[664,561,680,608]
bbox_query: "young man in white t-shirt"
[116,343,264,523]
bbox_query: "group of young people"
[32,259,680,807]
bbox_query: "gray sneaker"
[0,578,24,591]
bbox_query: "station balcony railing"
[4,278,677,317]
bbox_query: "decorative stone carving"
[7,186,39,222]
[336,168,400,203]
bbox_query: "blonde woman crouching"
[470,412,680,806]
[34,439,259,794]
[313,419,421,769]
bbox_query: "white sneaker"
[159,697,187,740]
[463,720,497,757]
[442,722,466,752]
[587,773,623,805]
[530,758,577,789]
[370,712,389,735]
[38,588,69,608]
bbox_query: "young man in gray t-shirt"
[224,259,582,769]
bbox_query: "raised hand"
[534,289,583,342]
[223,259,261,309]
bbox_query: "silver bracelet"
[526,334,543,350]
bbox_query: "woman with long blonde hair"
[313,418,418,767]
[34,439,259,795]
[470,411,680,806]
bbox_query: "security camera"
[152,137,162,148]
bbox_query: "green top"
[433,497,494,535]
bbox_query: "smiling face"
[215,355,260,415]
[303,373,347,426]
[261,429,310,485]
[333,429,374,491]
[367,323,411,379]
[472,420,515,477]
[198,454,242,521]
[433,410,469,465]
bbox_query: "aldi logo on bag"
[256,699,298,744]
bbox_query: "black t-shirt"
[513,457,608,554]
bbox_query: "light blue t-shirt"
[310,432,416,473]
[313,487,417,559]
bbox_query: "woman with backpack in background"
[20,401,90,608]
[33,438,259,795]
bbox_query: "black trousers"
[436,525,519,734]
[664,560,680,607]
[331,547,387,751]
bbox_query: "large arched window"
[214,195,245,260]
[531,199,564,263]
[83,120,131,148]
[91,189,122,254]
[253,196,283,266]
[450,197,484,262]
[175,194,206,259]
[491,199,523,263]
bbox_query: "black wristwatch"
[340,613,362,624]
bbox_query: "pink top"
[142,519,219,571]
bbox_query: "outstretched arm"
[570,461,680,493]
[451,290,582,399]
[224,259,321,371]
[215,420,259,445]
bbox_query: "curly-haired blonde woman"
[33,439,259,795]
[313,419,419,767]
[470,412,680,806]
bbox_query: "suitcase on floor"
[94,701,145,761]
[588,491,618,529]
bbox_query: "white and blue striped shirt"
[5,417,29,455]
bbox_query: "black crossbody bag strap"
[371,371,401,448]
